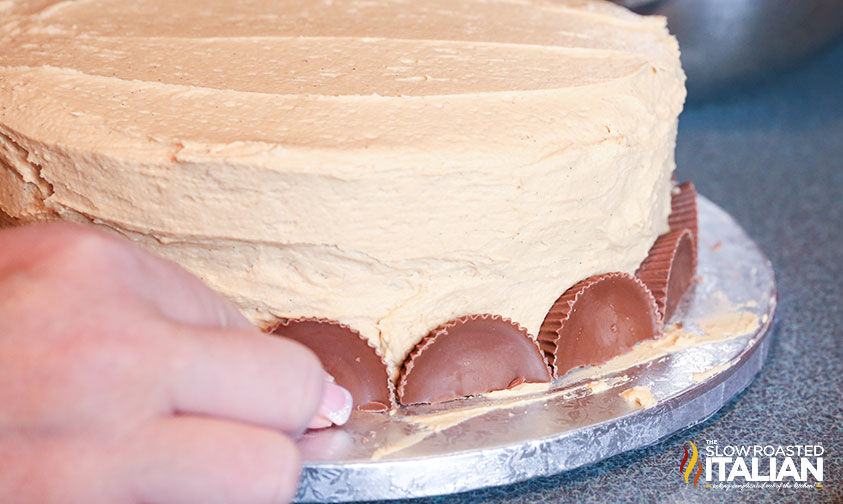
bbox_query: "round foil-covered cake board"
[294,195,777,503]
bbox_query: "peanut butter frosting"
[0,0,686,377]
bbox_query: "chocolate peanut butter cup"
[269,318,394,411]
[397,314,551,406]
[636,228,697,322]
[669,181,698,243]
[538,273,662,379]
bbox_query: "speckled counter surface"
[358,38,843,504]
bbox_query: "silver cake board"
[294,195,777,502]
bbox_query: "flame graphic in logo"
[679,441,703,487]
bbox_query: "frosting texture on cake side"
[0,0,686,377]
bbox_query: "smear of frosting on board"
[370,295,762,460]
[692,362,735,383]
[620,385,657,409]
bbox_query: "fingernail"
[322,382,353,425]
[317,382,353,427]
[307,415,333,430]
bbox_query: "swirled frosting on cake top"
[0,0,686,377]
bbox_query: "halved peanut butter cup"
[538,273,662,379]
[269,318,394,411]
[669,181,698,243]
[397,314,551,406]
[636,228,697,322]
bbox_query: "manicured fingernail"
[307,415,333,430]
[317,382,353,426]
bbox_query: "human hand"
[0,222,352,504]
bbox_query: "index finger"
[122,239,257,332]
[158,322,332,435]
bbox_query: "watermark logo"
[677,440,825,490]
[680,441,703,487]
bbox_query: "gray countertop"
[360,37,843,504]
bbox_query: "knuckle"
[50,333,138,386]
[43,318,154,390]
[41,224,133,276]
[0,331,143,425]
[60,228,124,262]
